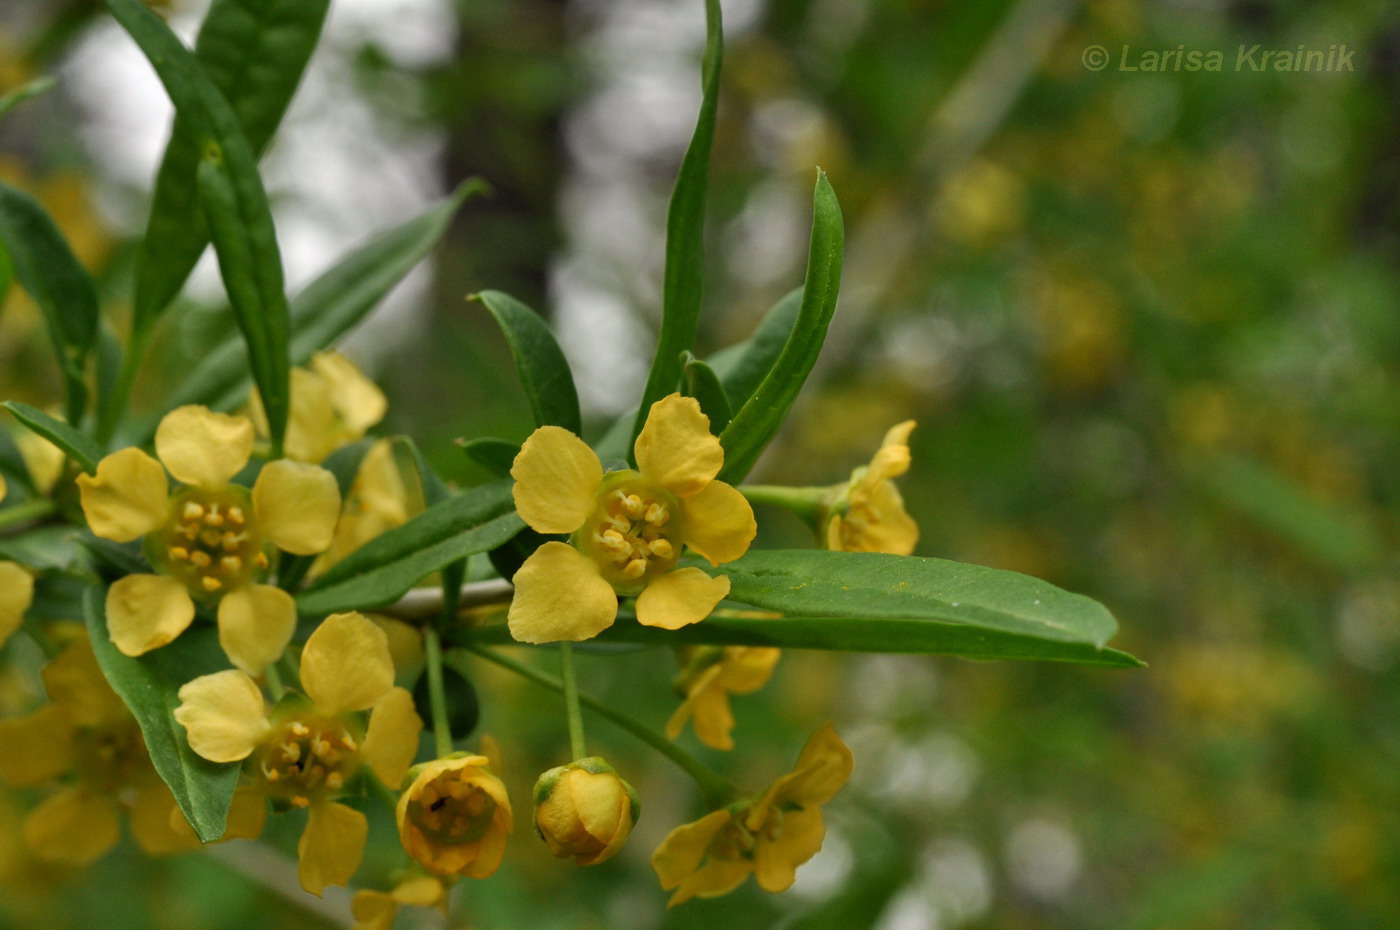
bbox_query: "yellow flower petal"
[40,637,127,729]
[251,459,341,555]
[361,687,422,789]
[634,394,723,498]
[351,890,398,930]
[510,426,602,534]
[106,573,196,656]
[313,351,387,436]
[217,583,297,675]
[652,809,738,906]
[300,611,395,715]
[679,480,756,566]
[0,560,34,649]
[754,805,825,893]
[0,472,5,501]
[0,703,74,787]
[298,800,368,896]
[129,773,201,856]
[391,875,446,907]
[757,722,853,813]
[174,670,270,763]
[225,784,270,840]
[866,420,915,484]
[155,405,254,489]
[76,447,169,542]
[280,367,337,463]
[24,788,120,865]
[716,647,783,694]
[634,567,729,630]
[507,541,617,643]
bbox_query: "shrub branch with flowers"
[0,0,1141,922]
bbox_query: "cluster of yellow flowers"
[0,352,921,918]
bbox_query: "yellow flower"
[508,393,757,643]
[666,646,782,751]
[351,875,447,930]
[824,420,918,555]
[250,350,388,464]
[0,634,197,865]
[312,439,413,577]
[75,405,341,673]
[174,611,422,895]
[0,477,35,651]
[533,757,639,866]
[397,752,513,878]
[15,431,64,494]
[652,722,853,907]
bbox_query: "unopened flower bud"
[533,757,639,866]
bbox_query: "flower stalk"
[559,642,587,761]
[424,625,454,757]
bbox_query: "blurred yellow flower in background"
[174,611,422,895]
[397,752,513,878]
[0,475,34,650]
[76,405,340,673]
[652,722,853,906]
[533,757,639,866]
[313,439,413,577]
[0,634,194,865]
[508,393,756,643]
[351,875,447,930]
[250,351,387,464]
[824,420,918,555]
[666,646,781,751]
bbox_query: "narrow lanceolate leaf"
[460,437,521,478]
[477,290,582,434]
[163,182,481,417]
[132,0,330,333]
[705,287,803,408]
[83,586,241,843]
[0,181,99,425]
[629,0,723,457]
[681,352,732,434]
[3,401,102,474]
[298,480,524,615]
[718,172,843,483]
[106,0,292,453]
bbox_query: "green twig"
[559,642,586,760]
[740,484,828,529]
[0,498,57,531]
[458,644,737,809]
[425,626,453,757]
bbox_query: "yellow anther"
[227,506,245,525]
[341,734,358,752]
[645,502,669,525]
[326,772,344,791]
[290,722,310,738]
[220,556,242,573]
[265,769,280,782]
[221,532,244,551]
[291,796,311,809]
[621,558,648,581]
[181,524,200,540]
[255,553,270,569]
[201,576,222,592]
[183,501,205,521]
[169,546,190,561]
[190,551,211,568]
[201,529,222,547]
[204,505,224,527]
[650,538,674,558]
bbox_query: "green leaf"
[460,437,520,478]
[0,181,99,425]
[131,0,330,334]
[629,0,723,457]
[3,401,102,474]
[164,183,480,416]
[706,286,803,408]
[83,586,241,842]
[0,75,56,121]
[476,290,582,434]
[106,0,293,453]
[298,480,524,616]
[718,173,843,483]
[681,351,732,433]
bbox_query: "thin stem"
[459,644,737,809]
[740,484,829,528]
[424,626,453,757]
[263,662,286,701]
[97,326,152,447]
[382,578,515,622]
[559,642,587,760]
[0,498,56,531]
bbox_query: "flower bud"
[533,757,639,865]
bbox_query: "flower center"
[257,717,359,806]
[75,721,147,794]
[153,486,268,598]
[409,775,499,844]
[580,474,682,588]
[707,814,759,862]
